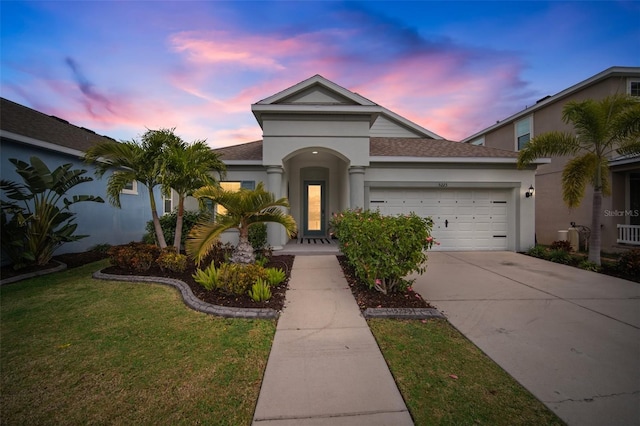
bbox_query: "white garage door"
[369,188,509,251]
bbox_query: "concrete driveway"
[412,251,640,426]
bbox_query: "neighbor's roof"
[0,97,114,154]
[214,138,520,162]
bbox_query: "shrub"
[331,209,436,294]
[265,267,286,286]
[527,245,548,258]
[548,249,571,265]
[156,248,188,273]
[142,210,201,247]
[550,240,573,252]
[248,278,272,302]
[193,263,219,291]
[194,240,234,268]
[90,243,112,254]
[249,223,268,251]
[617,248,640,277]
[578,260,600,272]
[216,263,267,295]
[108,242,160,272]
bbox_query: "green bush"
[193,263,219,291]
[216,263,267,295]
[249,223,268,251]
[550,240,573,252]
[548,249,571,265]
[248,278,272,302]
[616,248,640,277]
[527,245,548,258]
[156,248,188,273]
[331,209,436,294]
[142,210,201,247]
[265,267,286,286]
[578,260,600,272]
[107,242,160,272]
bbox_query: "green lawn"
[1,260,275,426]
[369,318,565,425]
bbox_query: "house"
[462,66,640,251]
[0,97,156,257]
[210,75,545,252]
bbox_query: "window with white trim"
[121,179,138,195]
[629,80,640,97]
[469,136,485,146]
[516,116,532,151]
[163,194,173,215]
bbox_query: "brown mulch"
[337,255,434,311]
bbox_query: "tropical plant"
[193,263,219,291]
[187,182,297,264]
[83,128,182,248]
[265,267,286,286]
[215,263,267,295]
[248,278,272,302]
[550,240,573,252]
[518,95,640,265]
[0,156,104,268]
[160,138,226,250]
[156,248,188,273]
[142,210,202,247]
[527,245,548,259]
[331,209,437,294]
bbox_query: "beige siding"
[370,115,423,138]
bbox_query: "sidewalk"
[252,255,413,425]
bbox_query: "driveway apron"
[253,255,413,426]
[412,251,640,426]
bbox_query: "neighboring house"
[211,75,545,252]
[462,66,640,251]
[0,97,156,257]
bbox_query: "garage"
[369,188,509,251]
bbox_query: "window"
[469,137,485,146]
[516,117,532,151]
[216,181,255,216]
[629,80,640,97]
[121,179,137,195]
[163,194,173,215]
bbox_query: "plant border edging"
[0,260,67,286]
[364,307,446,319]
[93,270,279,319]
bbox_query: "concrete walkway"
[252,255,413,425]
[412,251,640,426]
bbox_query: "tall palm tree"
[186,182,297,265]
[84,128,181,248]
[160,139,226,250]
[518,94,640,265]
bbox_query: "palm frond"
[517,131,580,168]
[185,219,234,265]
[561,153,598,208]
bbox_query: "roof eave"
[1,130,86,157]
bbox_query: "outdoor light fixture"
[525,185,535,198]
[312,151,318,154]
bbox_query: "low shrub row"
[192,262,286,302]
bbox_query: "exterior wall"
[480,75,636,251]
[364,163,537,252]
[1,138,158,256]
[370,116,423,137]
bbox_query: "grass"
[1,260,275,425]
[369,318,565,426]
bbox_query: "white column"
[349,166,366,209]
[266,166,284,250]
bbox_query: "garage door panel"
[369,188,509,251]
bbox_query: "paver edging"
[364,307,446,319]
[93,270,279,319]
[0,260,67,286]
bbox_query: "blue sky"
[1,1,638,147]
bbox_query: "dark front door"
[304,181,325,237]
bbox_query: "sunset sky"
[1,1,638,147]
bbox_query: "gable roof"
[462,66,640,143]
[251,75,442,139]
[0,97,114,155]
[214,137,530,164]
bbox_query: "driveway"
[412,251,640,426]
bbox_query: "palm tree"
[518,94,640,265]
[186,182,297,265]
[160,139,226,250]
[84,129,182,248]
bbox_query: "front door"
[303,181,326,237]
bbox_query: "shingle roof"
[370,137,519,158]
[214,140,263,161]
[213,137,518,162]
[0,97,114,152]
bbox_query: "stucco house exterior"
[462,66,640,251]
[209,75,544,252]
[0,97,156,257]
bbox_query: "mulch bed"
[337,255,434,311]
